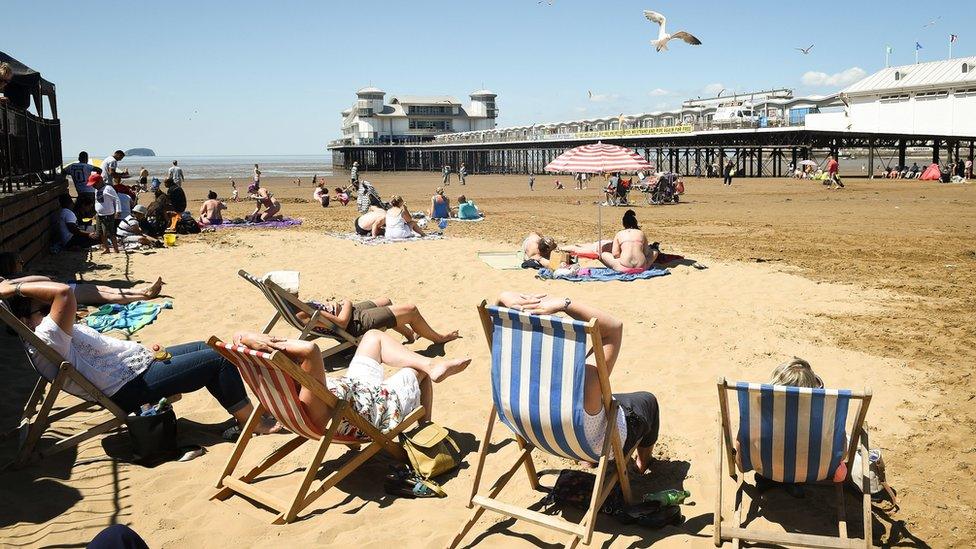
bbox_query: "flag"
[885,45,893,54]
[950,34,958,44]
[916,41,923,50]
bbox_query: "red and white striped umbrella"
[544,142,653,173]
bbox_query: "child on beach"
[230,179,239,201]
[528,173,535,191]
[334,187,350,206]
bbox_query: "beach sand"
[1,173,973,547]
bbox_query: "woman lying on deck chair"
[295,296,460,344]
[234,330,471,426]
[0,252,165,306]
[0,280,281,438]
[496,291,661,473]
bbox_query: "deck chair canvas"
[714,378,874,549]
[238,269,360,359]
[0,303,179,466]
[451,303,633,549]
[207,337,424,523]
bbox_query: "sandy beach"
[1,173,974,548]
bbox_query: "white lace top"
[582,404,628,455]
[27,317,154,398]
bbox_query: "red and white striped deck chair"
[207,336,424,523]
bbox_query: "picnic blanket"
[571,251,685,264]
[537,267,669,283]
[83,301,173,335]
[478,251,524,270]
[212,218,302,230]
[329,232,444,245]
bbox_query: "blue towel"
[84,301,173,335]
[537,267,670,282]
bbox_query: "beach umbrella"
[544,142,653,174]
[798,159,818,167]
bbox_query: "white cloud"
[801,67,867,87]
[702,83,725,96]
[648,88,671,96]
[588,92,620,103]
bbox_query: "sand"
[1,173,974,547]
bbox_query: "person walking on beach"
[168,160,185,187]
[102,150,126,188]
[65,152,95,196]
[458,163,467,185]
[442,164,452,186]
[826,154,844,189]
[138,167,149,191]
[966,157,973,180]
[88,173,121,254]
[723,159,734,186]
[350,161,359,185]
[575,172,583,190]
[528,173,536,191]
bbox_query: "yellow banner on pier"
[574,125,694,139]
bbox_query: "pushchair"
[639,172,682,205]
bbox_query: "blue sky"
[4,0,972,156]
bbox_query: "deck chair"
[451,303,633,549]
[0,303,180,466]
[237,269,360,359]
[207,337,424,523]
[714,378,874,548]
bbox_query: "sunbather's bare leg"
[560,240,612,255]
[418,374,433,422]
[634,444,655,474]
[393,324,417,343]
[232,403,283,435]
[599,252,630,273]
[408,220,426,237]
[356,330,470,383]
[371,297,392,307]
[389,303,460,343]
[73,277,164,305]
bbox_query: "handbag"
[852,446,899,510]
[125,406,178,464]
[399,422,460,480]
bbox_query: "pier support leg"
[932,139,941,164]
[868,143,875,178]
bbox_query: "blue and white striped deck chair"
[238,270,359,360]
[451,303,633,549]
[714,378,874,549]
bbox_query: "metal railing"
[1,103,62,194]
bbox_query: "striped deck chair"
[714,378,874,549]
[451,303,633,549]
[0,303,180,467]
[238,269,360,359]
[207,337,424,524]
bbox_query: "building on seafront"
[336,87,497,146]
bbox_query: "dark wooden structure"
[0,181,66,265]
[330,129,976,177]
[1,51,62,194]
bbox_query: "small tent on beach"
[919,163,942,181]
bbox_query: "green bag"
[400,423,460,480]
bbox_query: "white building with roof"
[338,87,497,145]
[806,56,976,136]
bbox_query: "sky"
[4,0,973,156]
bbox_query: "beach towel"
[83,301,173,335]
[450,216,485,222]
[328,232,444,245]
[571,251,685,264]
[212,218,302,230]
[477,251,524,270]
[536,267,669,283]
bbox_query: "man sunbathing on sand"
[522,232,558,268]
[199,190,227,225]
[496,291,659,473]
[235,330,470,425]
[0,252,164,305]
[295,296,460,344]
[354,205,386,237]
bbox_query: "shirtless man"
[199,190,227,225]
[295,295,460,345]
[354,205,386,237]
[522,232,557,268]
[599,209,657,272]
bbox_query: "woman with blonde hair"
[768,357,823,388]
[385,195,426,240]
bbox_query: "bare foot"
[428,357,471,382]
[141,277,164,299]
[432,330,461,344]
[401,328,417,344]
[253,415,284,435]
[634,446,654,474]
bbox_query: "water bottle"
[642,489,690,507]
[438,219,448,230]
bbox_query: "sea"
[63,154,334,181]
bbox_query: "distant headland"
[125,148,156,156]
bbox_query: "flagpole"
[885,46,889,68]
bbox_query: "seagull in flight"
[537,0,553,5]
[922,16,941,28]
[795,44,814,55]
[643,9,702,51]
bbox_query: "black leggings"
[723,174,733,185]
[615,391,660,452]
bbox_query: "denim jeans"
[111,341,250,415]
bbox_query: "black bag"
[125,407,178,464]
[544,469,625,515]
[176,212,201,234]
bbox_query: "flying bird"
[587,90,593,99]
[537,0,553,4]
[643,9,702,51]
[922,16,941,28]
[795,44,814,54]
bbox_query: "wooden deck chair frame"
[713,377,874,549]
[0,304,180,467]
[237,269,360,359]
[207,336,424,524]
[450,301,633,549]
